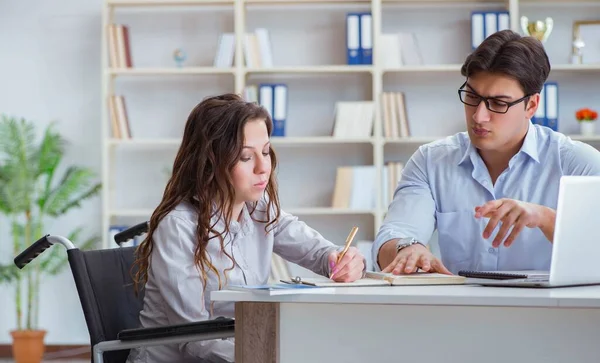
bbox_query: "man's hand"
[475,198,556,247]
[328,247,365,282]
[380,241,451,275]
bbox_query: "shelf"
[551,64,600,72]
[245,0,369,4]
[108,0,512,4]
[107,66,373,77]
[382,64,600,74]
[383,64,461,74]
[109,137,375,147]
[109,135,600,148]
[569,135,600,142]
[271,137,374,145]
[108,138,180,147]
[107,0,234,6]
[381,0,504,6]
[385,135,600,144]
[246,65,373,75]
[383,0,503,2]
[110,207,376,217]
[381,0,507,8]
[385,137,444,144]
[107,67,235,76]
[520,0,600,6]
[284,208,377,215]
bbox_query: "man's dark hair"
[460,29,550,96]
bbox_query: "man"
[373,29,600,275]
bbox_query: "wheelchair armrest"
[117,317,235,341]
[114,221,149,246]
[94,329,235,360]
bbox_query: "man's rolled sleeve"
[372,147,437,271]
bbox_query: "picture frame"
[572,20,600,64]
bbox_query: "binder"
[360,12,372,65]
[471,12,484,50]
[258,84,274,119]
[532,85,546,127]
[484,12,498,39]
[544,82,559,131]
[272,84,287,137]
[471,11,510,49]
[497,11,510,32]
[346,13,361,65]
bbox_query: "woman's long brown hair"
[132,93,280,294]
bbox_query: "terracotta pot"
[10,330,46,363]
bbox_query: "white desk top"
[211,283,600,308]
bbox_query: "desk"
[211,284,600,363]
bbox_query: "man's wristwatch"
[395,237,424,254]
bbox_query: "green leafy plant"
[0,115,101,331]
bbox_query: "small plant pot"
[580,121,596,136]
[10,330,46,363]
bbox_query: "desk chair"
[13,224,235,363]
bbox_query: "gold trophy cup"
[521,16,554,43]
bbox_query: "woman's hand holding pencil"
[327,226,365,282]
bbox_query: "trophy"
[572,36,585,64]
[521,16,554,43]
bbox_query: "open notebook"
[227,283,335,296]
[284,271,465,287]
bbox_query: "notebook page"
[291,277,390,287]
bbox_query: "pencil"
[336,226,359,265]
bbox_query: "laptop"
[460,175,600,288]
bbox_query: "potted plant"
[576,108,598,136]
[0,115,101,363]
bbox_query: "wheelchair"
[13,221,235,363]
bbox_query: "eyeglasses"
[457,81,531,114]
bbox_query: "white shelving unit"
[101,0,600,250]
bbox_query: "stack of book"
[106,24,133,68]
[381,92,409,138]
[107,95,131,139]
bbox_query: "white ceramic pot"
[580,122,596,136]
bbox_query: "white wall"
[0,0,103,344]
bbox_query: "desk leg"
[234,301,279,363]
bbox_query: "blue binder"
[544,82,559,131]
[471,11,510,50]
[346,13,361,65]
[272,84,287,137]
[359,12,372,65]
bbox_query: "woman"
[127,93,365,363]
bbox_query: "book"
[283,272,465,287]
[226,283,333,296]
[366,271,465,285]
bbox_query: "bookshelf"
[101,0,600,272]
